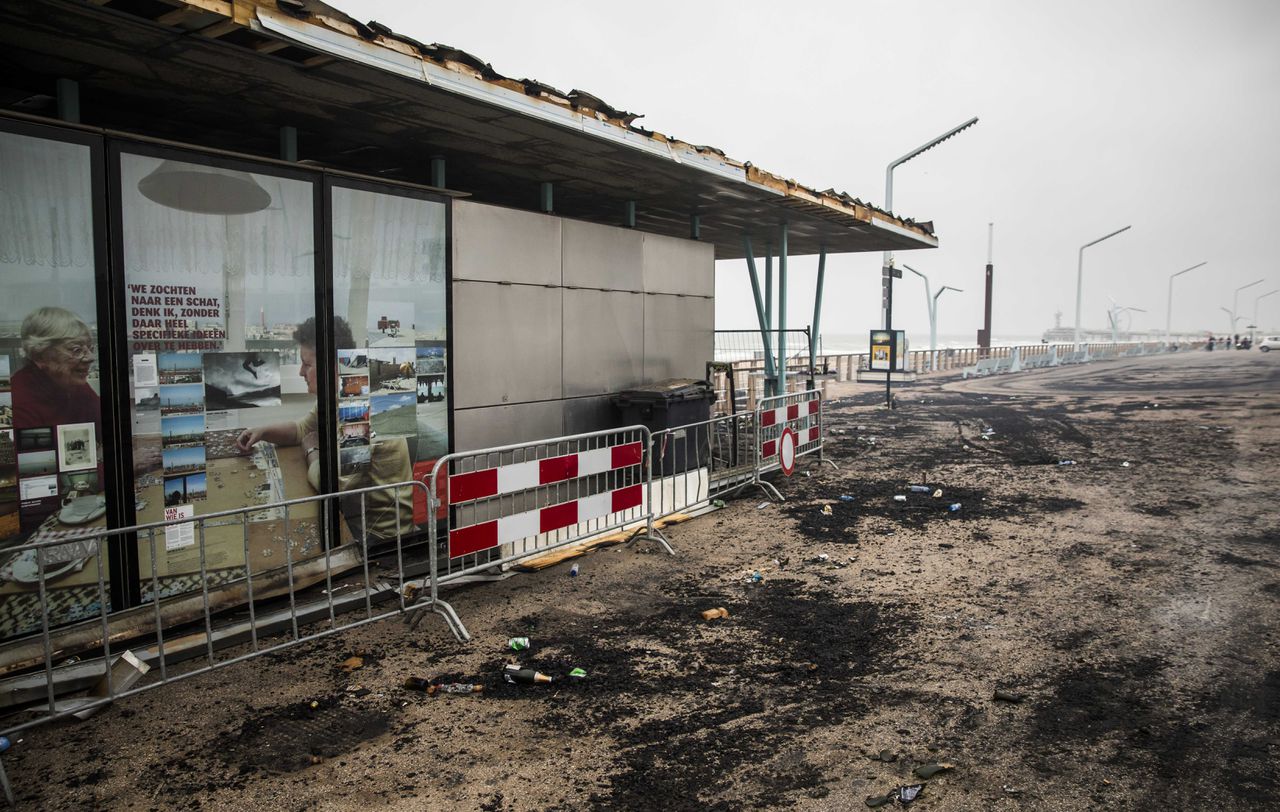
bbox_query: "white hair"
[20,306,91,359]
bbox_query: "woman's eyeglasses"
[58,341,96,360]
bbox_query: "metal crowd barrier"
[0,479,430,804]
[754,389,836,499]
[647,410,760,519]
[409,425,670,642]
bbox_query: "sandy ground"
[5,349,1279,811]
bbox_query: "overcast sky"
[341,0,1280,340]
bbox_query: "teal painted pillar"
[743,236,777,385]
[540,182,553,213]
[431,156,446,188]
[777,223,789,394]
[810,246,826,376]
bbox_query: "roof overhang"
[0,0,938,260]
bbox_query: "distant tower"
[260,307,266,332]
[1054,310,1063,329]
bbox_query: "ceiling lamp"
[138,160,271,215]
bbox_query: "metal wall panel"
[642,232,715,297]
[452,199,561,286]
[562,395,617,437]
[562,288,644,397]
[643,294,715,380]
[453,400,566,451]
[562,218,643,291]
[452,280,563,408]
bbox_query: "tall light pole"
[1231,278,1265,336]
[1074,225,1131,350]
[881,116,978,406]
[1219,306,1238,338]
[881,117,979,329]
[1108,304,1146,343]
[1254,289,1279,340]
[903,264,962,370]
[1165,261,1206,345]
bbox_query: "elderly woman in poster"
[12,306,102,434]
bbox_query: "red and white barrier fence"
[418,425,668,641]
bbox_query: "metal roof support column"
[690,214,701,240]
[431,156,446,188]
[777,222,789,395]
[624,201,636,228]
[810,245,826,377]
[540,182,554,213]
[56,78,79,123]
[279,126,298,161]
[764,246,774,397]
[743,236,777,388]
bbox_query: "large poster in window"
[119,152,319,600]
[0,130,110,638]
[332,186,447,539]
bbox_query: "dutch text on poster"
[163,504,196,551]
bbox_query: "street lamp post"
[1231,278,1265,338]
[1254,289,1279,340]
[1165,261,1207,345]
[903,264,962,371]
[1219,306,1238,337]
[1074,226,1131,350]
[880,116,978,407]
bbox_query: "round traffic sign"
[779,427,798,477]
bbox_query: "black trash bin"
[612,378,716,476]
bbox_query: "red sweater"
[12,362,102,433]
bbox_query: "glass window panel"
[0,129,109,637]
[331,186,447,539]
[118,152,318,600]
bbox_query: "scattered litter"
[1121,461,1131,468]
[712,499,726,508]
[839,494,854,502]
[932,489,943,498]
[963,445,971,451]
[816,554,830,563]
[899,784,924,803]
[948,503,962,513]
[908,485,930,493]
[568,668,587,679]
[338,656,364,673]
[756,502,770,510]
[309,755,323,765]
[913,763,954,779]
[1002,785,1022,796]
[503,664,553,685]
[428,683,484,696]
[893,495,907,503]
[0,737,9,753]
[700,607,730,621]
[569,563,580,577]
[508,637,531,651]
[745,570,764,583]
[308,700,319,710]
[993,689,1025,703]
[1057,460,1077,466]
[821,504,834,516]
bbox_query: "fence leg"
[626,513,675,556]
[0,753,12,806]
[753,478,784,502]
[406,595,471,642]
